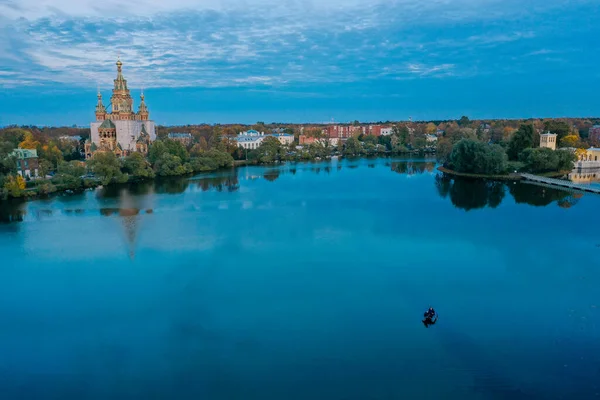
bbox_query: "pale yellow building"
[540,131,557,150]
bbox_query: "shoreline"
[437,166,571,181]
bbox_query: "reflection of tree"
[391,161,436,175]
[263,169,281,182]
[155,178,188,194]
[290,168,297,175]
[508,182,570,207]
[0,200,26,223]
[197,173,240,192]
[434,174,505,211]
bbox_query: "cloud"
[0,0,589,89]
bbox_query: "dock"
[519,173,600,194]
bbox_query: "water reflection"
[263,169,281,182]
[391,161,436,175]
[0,200,26,223]
[435,174,581,210]
[569,168,600,185]
[435,175,505,211]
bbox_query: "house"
[168,132,193,145]
[539,131,558,150]
[425,134,438,143]
[11,149,39,178]
[235,130,294,149]
[299,135,339,146]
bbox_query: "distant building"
[540,131,558,150]
[578,148,600,162]
[589,125,600,144]
[299,135,339,146]
[59,135,82,142]
[11,149,39,178]
[435,129,445,136]
[380,127,393,136]
[234,130,294,149]
[168,132,193,145]
[425,134,438,143]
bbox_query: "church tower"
[110,58,134,120]
[95,90,106,121]
[88,58,156,160]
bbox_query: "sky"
[0,0,599,126]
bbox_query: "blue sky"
[0,0,598,126]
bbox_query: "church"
[85,59,156,159]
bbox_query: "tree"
[449,139,507,175]
[392,125,409,145]
[507,124,534,161]
[122,152,155,180]
[3,175,26,198]
[519,148,575,173]
[343,136,362,156]
[88,152,127,185]
[38,159,53,177]
[148,139,190,165]
[458,116,470,127]
[153,153,192,176]
[544,120,571,141]
[57,160,86,177]
[436,138,453,161]
[18,132,41,150]
[251,137,284,163]
[560,134,580,148]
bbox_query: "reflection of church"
[85,59,156,159]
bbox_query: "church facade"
[85,59,156,159]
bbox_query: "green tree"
[153,153,192,176]
[148,139,190,165]
[436,137,453,161]
[122,152,155,180]
[507,124,534,161]
[57,160,86,177]
[544,120,571,141]
[38,159,53,177]
[88,152,127,185]
[250,137,284,163]
[449,139,507,175]
[343,136,362,156]
[519,148,575,173]
[458,116,470,127]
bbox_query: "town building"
[11,149,39,178]
[168,132,193,145]
[299,135,339,146]
[589,125,600,144]
[234,130,294,149]
[85,59,156,159]
[425,134,438,144]
[539,131,558,150]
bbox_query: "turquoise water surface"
[1,158,599,399]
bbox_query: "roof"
[99,119,116,129]
[137,134,148,143]
[540,131,557,136]
[168,132,192,139]
[235,136,264,143]
[140,124,149,136]
[91,143,98,151]
[11,149,38,159]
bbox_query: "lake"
[1,158,599,399]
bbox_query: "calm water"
[1,158,599,399]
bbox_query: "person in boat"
[424,307,436,319]
[422,307,437,328]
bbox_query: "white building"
[540,131,558,150]
[380,127,393,136]
[426,134,438,143]
[235,130,294,149]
